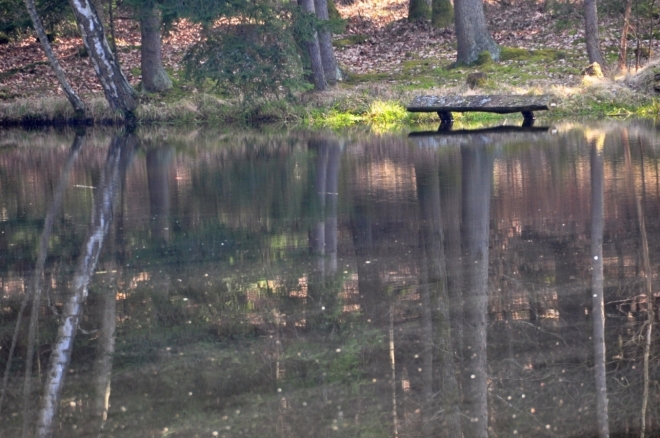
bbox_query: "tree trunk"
[299,0,327,91]
[460,144,492,438]
[584,0,606,68]
[35,134,137,438]
[454,0,499,64]
[140,4,173,93]
[432,0,454,28]
[68,0,138,114]
[408,0,431,21]
[24,0,86,114]
[590,134,609,438]
[617,0,634,73]
[314,0,339,85]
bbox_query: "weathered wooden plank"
[407,95,552,114]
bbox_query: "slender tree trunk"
[24,0,85,114]
[432,0,454,28]
[617,0,634,73]
[35,134,136,438]
[314,0,339,85]
[68,0,138,113]
[298,0,327,91]
[584,0,606,68]
[140,4,173,93]
[454,0,500,64]
[590,133,609,438]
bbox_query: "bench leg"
[438,111,454,124]
[521,111,535,128]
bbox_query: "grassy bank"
[1,46,660,130]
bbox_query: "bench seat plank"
[406,95,552,114]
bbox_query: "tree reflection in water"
[0,123,659,436]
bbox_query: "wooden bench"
[407,94,553,125]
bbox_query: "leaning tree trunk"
[140,3,173,93]
[69,0,138,114]
[453,0,500,64]
[584,0,606,67]
[314,0,339,85]
[24,0,86,114]
[298,0,327,91]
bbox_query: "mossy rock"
[475,51,494,66]
[581,62,603,77]
[466,72,488,89]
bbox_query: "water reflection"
[1,122,660,437]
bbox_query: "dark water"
[1,121,660,437]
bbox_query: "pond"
[1,120,659,437]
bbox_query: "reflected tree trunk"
[147,146,173,244]
[308,138,341,332]
[416,155,461,437]
[0,133,83,421]
[623,131,653,438]
[440,149,463,369]
[460,144,492,438]
[325,142,340,276]
[590,134,609,438]
[35,133,137,438]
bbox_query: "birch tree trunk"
[24,0,86,114]
[68,0,138,113]
[35,134,137,438]
[140,3,173,93]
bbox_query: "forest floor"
[0,0,658,122]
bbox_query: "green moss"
[475,51,494,66]
[500,46,567,62]
[333,34,368,48]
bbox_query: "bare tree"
[617,0,634,73]
[24,0,85,114]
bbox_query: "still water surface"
[1,121,660,437]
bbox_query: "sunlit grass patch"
[365,100,407,125]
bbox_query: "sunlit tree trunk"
[68,0,138,113]
[590,133,609,438]
[460,144,492,438]
[454,0,500,64]
[24,0,85,114]
[617,0,634,73]
[298,0,327,90]
[140,3,173,93]
[314,0,339,85]
[584,0,606,67]
[35,133,137,438]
